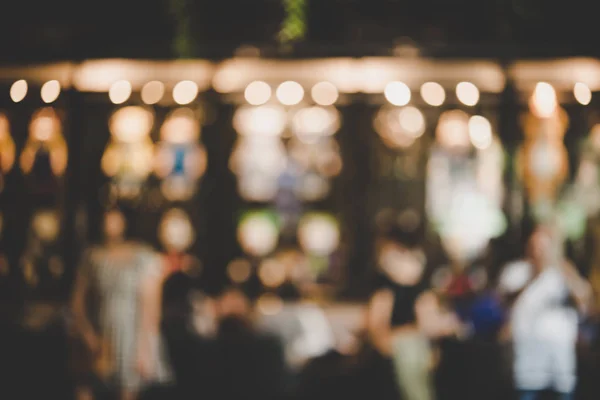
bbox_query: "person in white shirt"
[498,225,592,400]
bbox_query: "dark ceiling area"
[0,0,597,63]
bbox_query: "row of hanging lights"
[8,78,594,107]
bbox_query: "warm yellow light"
[530,82,557,118]
[468,115,493,150]
[233,105,287,137]
[173,80,199,105]
[276,81,304,106]
[456,82,479,106]
[141,81,165,105]
[109,80,132,104]
[244,81,271,105]
[10,80,27,103]
[574,82,592,105]
[40,80,61,104]
[311,81,339,106]
[384,81,411,106]
[420,82,445,106]
[398,106,426,138]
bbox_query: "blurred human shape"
[102,106,155,198]
[20,108,68,193]
[498,225,592,400]
[0,113,16,192]
[155,108,207,201]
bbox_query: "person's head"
[527,223,562,270]
[217,287,251,319]
[376,226,425,285]
[104,208,126,243]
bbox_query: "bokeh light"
[40,80,61,104]
[530,82,557,118]
[276,81,304,106]
[173,80,199,105]
[141,81,165,105]
[420,82,445,106]
[574,82,592,105]
[384,81,411,106]
[10,80,28,103]
[456,82,479,106]
[311,82,339,106]
[398,106,426,138]
[244,81,272,105]
[109,80,132,104]
[468,115,493,150]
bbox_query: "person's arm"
[415,290,461,338]
[71,253,99,353]
[562,261,593,315]
[366,288,393,354]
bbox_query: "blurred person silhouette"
[498,224,592,400]
[159,287,217,400]
[367,226,460,400]
[71,209,172,400]
[212,287,289,400]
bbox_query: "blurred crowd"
[5,209,600,400]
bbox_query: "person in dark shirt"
[367,227,459,400]
[212,288,289,400]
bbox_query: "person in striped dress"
[71,209,172,400]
